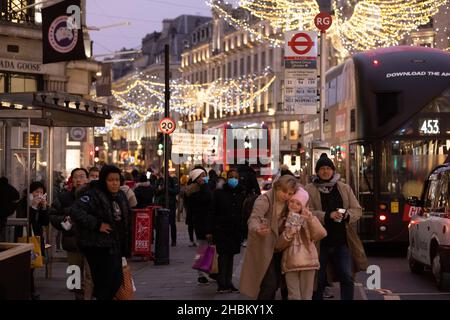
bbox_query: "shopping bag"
[18,228,44,269]
[209,246,219,274]
[114,258,134,300]
[192,244,215,273]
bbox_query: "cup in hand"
[335,208,347,223]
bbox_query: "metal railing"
[0,1,36,25]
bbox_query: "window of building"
[204,70,207,83]
[247,55,251,74]
[269,48,274,66]
[240,57,244,76]
[1,0,36,24]
[201,29,205,40]
[227,62,231,78]
[0,74,4,93]
[1,72,38,93]
[193,33,197,43]
[282,121,288,140]
[233,60,238,77]
[289,121,299,140]
[254,53,258,72]
[261,51,266,70]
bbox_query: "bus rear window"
[376,92,400,126]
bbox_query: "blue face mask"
[203,176,209,184]
[227,178,239,188]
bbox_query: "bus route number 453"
[419,119,440,135]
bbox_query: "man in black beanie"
[305,153,366,300]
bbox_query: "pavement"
[35,223,366,300]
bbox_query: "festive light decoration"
[101,68,276,131]
[332,0,448,53]
[206,0,448,53]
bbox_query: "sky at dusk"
[86,0,212,56]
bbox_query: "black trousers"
[81,247,122,300]
[218,253,234,289]
[169,208,177,244]
[188,225,195,242]
[257,252,288,300]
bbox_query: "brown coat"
[239,190,287,299]
[275,213,327,273]
[305,181,368,273]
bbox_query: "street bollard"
[154,208,170,265]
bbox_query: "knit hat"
[189,168,205,182]
[315,153,335,173]
[291,187,309,208]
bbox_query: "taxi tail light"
[379,214,387,222]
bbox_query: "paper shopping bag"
[18,235,44,269]
[192,244,215,273]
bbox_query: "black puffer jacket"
[185,183,212,240]
[69,186,132,257]
[49,190,78,252]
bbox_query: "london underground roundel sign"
[158,117,176,135]
[288,32,315,55]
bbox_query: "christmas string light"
[205,0,448,53]
[103,68,276,130]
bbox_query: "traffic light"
[157,133,164,156]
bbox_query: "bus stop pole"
[164,44,170,210]
[26,117,31,236]
[319,31,326,142]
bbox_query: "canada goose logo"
[48,16,79,53]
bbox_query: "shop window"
[289,121,299,140]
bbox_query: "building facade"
[106,15,212,172]
[0,0,101,191]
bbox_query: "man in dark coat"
[0,177,20,241]
[209,169,246,293]
[49,168,91,300]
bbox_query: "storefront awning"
[0,91,112,127]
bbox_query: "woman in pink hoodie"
[275,187,327,300]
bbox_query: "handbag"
[192,244,215,273]
[114,258,134,300]
[18,227,44,269]
[346,224,369,272]
[209,245,219,274]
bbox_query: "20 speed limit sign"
[158,117,176,135]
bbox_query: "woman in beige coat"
[239,175,298,299]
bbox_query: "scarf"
[311,173,341,194]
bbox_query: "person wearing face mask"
[185,168,212,284]
[208,169,246,293]
[70,165,132,300]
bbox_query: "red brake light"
[372,59,380,66]
[379,214,387,221]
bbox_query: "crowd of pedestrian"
[0,152,367,301]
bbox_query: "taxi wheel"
[432,254,450,291]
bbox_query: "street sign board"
[171,132,218,157]
[284,31,318,114]
[314,12,333,32]
[158,117,176,135]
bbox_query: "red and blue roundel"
[48,15,79,54]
